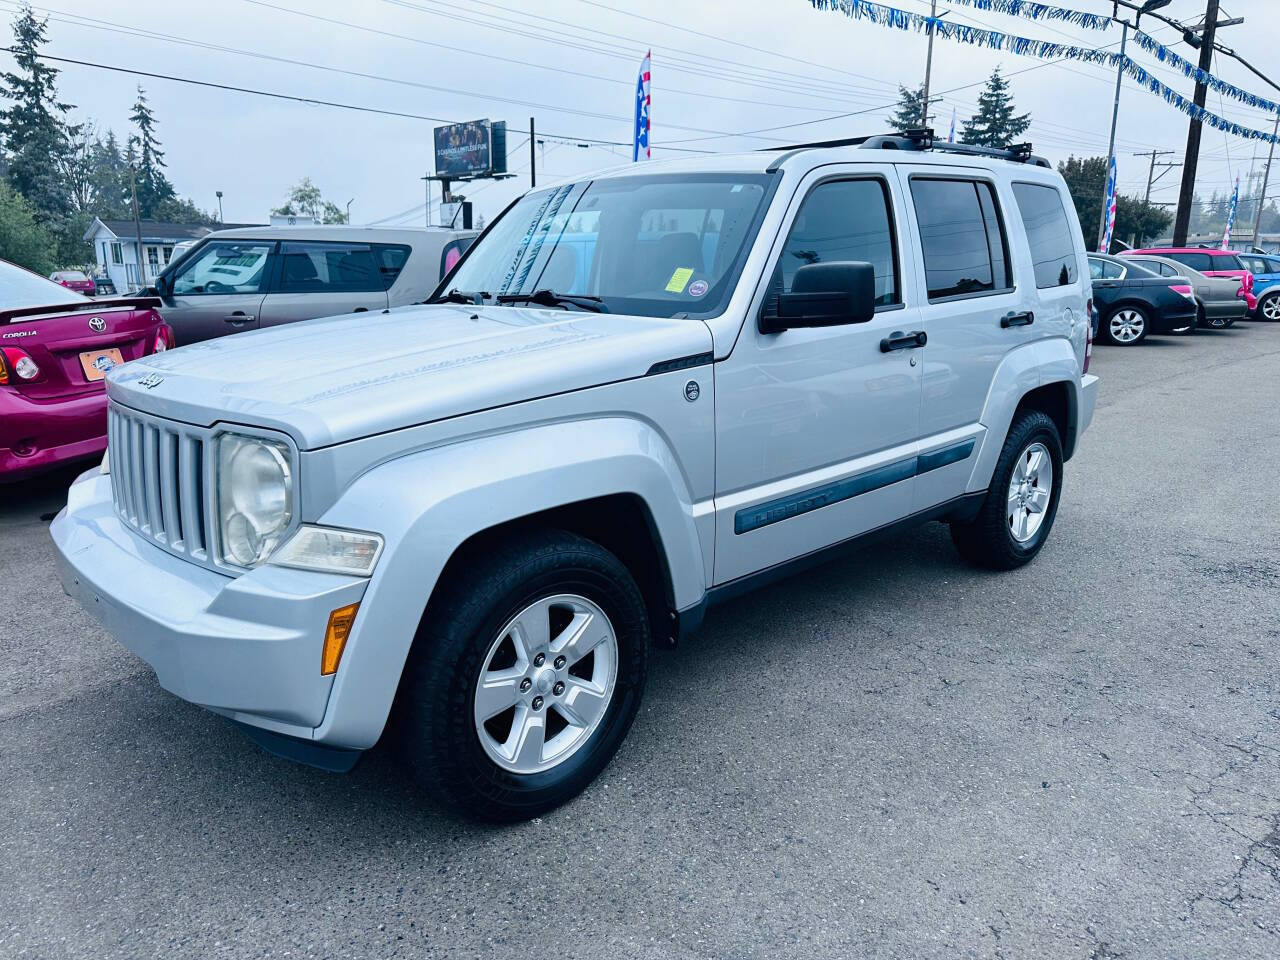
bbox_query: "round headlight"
[217,435,293,567]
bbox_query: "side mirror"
[761,261,877,334]
[153,274,172,299]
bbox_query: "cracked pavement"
[2,322,1279,959]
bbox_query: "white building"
[82,218,260,292]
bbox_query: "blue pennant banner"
[946,0,1111,32]
[1131,30,1279,116]
[807,0,1280,144]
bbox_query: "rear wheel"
[1101,305,1149,345]
[1259,291,1280,322]
[951,410,1064,571]
[398,530,648,822]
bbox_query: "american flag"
[633,51,651,161]
[1099,155,1117,253]
[1222,173,1239,246]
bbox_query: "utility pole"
[1251,113,1279,249]
[920,0,937,128]
[1134,149,1178,204]
[529,117,536,188]
[1172,0,1232,246]
[130,167,145,292]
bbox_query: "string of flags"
[942,0,1280,113]
[806,0,1280,144]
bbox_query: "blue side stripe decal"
[733,438,976,535]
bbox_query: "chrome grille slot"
[108,404,211,563]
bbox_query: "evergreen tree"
[960,69,1030,148]
[0,5,74,222]
[127,86,175,218]
[887,84,926,131]
[0,179,57,273]
[90,129,130,219]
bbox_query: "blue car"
[1238,253,1280,321]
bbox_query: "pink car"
[1128,247,1257,312]
[49,270,98,296]
[1,259,173,482]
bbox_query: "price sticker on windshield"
[665,267,694,294]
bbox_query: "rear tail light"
[1083,298,1093,374]
[1244,272,1254,292]
[1170,283,1195,301]
[151,323,175,354]
[0,347,43,384]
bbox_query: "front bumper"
[51,471,368,740]
[0,388,107,481]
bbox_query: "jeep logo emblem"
[88,316,107,332]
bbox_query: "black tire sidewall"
[400,534,648,820]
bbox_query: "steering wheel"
[202,280,231,293]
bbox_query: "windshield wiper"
[428,288,490,305]
[495,289,609,313]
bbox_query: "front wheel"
[1258,291,1280,322]
[951,410,1064,570]
[1101,306,1149,345]
[398,531,649,822]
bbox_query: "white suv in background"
[54,131,1097,821]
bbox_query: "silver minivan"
[151,225,477,345]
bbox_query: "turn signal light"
[321,602,360,676]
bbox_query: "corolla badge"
[137,373,165,389]
[88,316,107,332]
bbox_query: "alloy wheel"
[1007,442,1053,544]
[1109,309,1145,343]
[473,593,618,774]
[1261,294,1280,322]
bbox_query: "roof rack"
[764,127,1051,169]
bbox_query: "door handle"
[1000,310,1034,328]
[880,329,927,352]
[224,313,255,324]
[353,307,369,313]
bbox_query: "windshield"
[1,260,88,310]
[443,173,775,318]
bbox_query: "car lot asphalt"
[3,322,1279,960]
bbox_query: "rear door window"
[276,242,394,293]
[1089,258,1124,280]
[1164,251,1212,271]
[910,178,1012,300]
[1011,183,1078,288]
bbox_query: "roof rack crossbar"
[762,127,1051,168]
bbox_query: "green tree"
[271,177,348,224]
[0,179,57,273]
[127,86,175,218]
[89,129,130,219]
[1058,156,1173,251]
[887,84,926,131]
[960,69,1030,148]
[0,5,73,222]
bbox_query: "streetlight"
[215,190,223,223]
[346,198,353,224]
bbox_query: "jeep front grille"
[108,404,212,563]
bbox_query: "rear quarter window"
[1011,182,1079,289]
[1210,253,1244,271]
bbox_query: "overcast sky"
[1,0,1274,226]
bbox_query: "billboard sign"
[433,120,507,179]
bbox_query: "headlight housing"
[216,434,294,568]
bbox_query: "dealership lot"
[3,324,1279,959]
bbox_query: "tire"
[397,530,649,822]
[1259,291,1280,322]
[1100,305,1149,345]
[950,410,1064,571]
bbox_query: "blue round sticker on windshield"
[687,279,709,298]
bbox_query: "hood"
[105,304,712,448]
